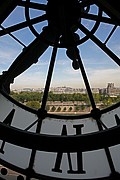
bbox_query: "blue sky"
[0,1,120,89]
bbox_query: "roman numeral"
[52,124,86,174]
[0,109,15,154]
[115,114,120,125]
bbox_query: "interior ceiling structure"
[0,0,120,180]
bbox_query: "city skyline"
[11,82,120,91]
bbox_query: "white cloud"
[6,54,120,90]
[0,36,22,71]
[88,68,120,87]
[53,67,120,88]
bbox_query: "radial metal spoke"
[78,23,120,66]
[70,47,108,130]
[18,1,47,11]
[81,12,116,25]
[95,0,120,25]
[0,25,26,47]
[79,22,117,173]
[0,14,47,36]
[40,42,59,111]
[80,0,95,7]
[76,48,96,109]
[76,53,115,172]
[104,25,117,44]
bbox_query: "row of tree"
[10,91,120,110]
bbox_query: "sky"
[0,1,120,90]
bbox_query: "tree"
[63,107,67,112]
[81,104,85,111]
[57,107,61,112]
[26,101,40,109]
[68,107,72,111]
[75,105,80,112]
[51,106,56,112]
[46,105,50,111]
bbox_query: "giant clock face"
[0,0,120,180]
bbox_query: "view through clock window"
[0,0,120,180]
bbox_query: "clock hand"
[0,24,59,94]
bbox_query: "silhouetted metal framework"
[0,0,120,180]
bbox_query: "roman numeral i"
[52,124,86,174]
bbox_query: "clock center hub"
[46,0,80,33]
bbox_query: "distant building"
[91,88,99,94]
[106,83,120,96]
[51,86,87,94]
[99,88,107,95]
[11,83,120,96]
